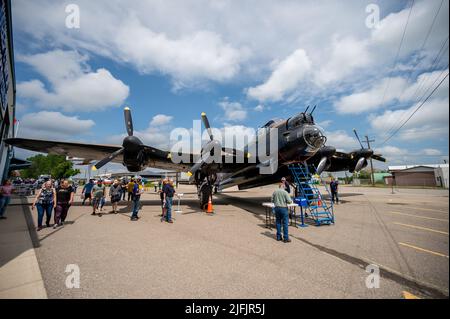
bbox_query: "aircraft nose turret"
[300,124,327,151]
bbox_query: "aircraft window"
[261,118,283,128]
[287,114,306,129]
[303,125,326,150]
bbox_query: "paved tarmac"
[5,184,448,299]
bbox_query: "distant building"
[388,164,449,188]
[0,0,16,182]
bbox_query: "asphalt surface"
[21,184,449,298]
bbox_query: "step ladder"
[288,163,334,226]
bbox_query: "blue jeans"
[165,197,173,221]
[0,196,11,217]
[274,207,289,240]
[36,203,53,227]
[131,198,140,218]
[331,191,339,203]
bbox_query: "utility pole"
[364,135,376,186]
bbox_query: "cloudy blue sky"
[11,0,449,174]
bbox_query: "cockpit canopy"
[287,112,314,129]
[261,118,284,128]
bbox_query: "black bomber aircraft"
[5,106,385,208]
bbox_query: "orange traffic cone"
[206,195,214,214]
[317,195,322,206]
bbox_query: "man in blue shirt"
[162,179,176,223]
[82,179,94,205]
[131,177,144,221]
[330,178,339,204]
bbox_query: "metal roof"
[388,164,449,171]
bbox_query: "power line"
[380,71,449,145]
[383,0,446,115]
[377,0,415,109]
[381,35,449,139]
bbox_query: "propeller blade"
[355,157,366,172]
[187,139,221,177]
[92,148,124,171]
[124,107,133,136]
[372,154,386,162]
[352,129,364,149]
[187,154,211,177]
[201,112,214,141]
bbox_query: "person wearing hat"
[281,177,291,194]
[130,177,144,221]
[162,179,176,223]
[271,183,293,243]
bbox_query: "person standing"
[120,179,127,201]
[0,180,14,219]
[54,180,74,228]
[159,179,168,220]
[130,177,144,221]
[109,180,121,214]
[281,177,291,194]
[158,179,162,192]
[162,179,176,223]
[82,179,94,206]
[91,180,105,216]
[127,178,135,202]
[271,183,293,243]
[32,181,56,230]
[330,178,339,204]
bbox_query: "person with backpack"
[32,181,56,231]
[130,177,144,221]
[162,179,176,223]
[54,180,75,229]
[109,179,121,214]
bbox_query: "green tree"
[21,154,80,179]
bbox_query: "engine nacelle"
[316,156,331,175]
[354,157,367,172]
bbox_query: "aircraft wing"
[4,137,246,172]
[5,138,125,164]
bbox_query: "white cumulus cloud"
[17,50,129,112]
[219,100,247,122]
[18,111,95,140]
[247,49,312,102]
[150,114,173,126]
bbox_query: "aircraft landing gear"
[196,173,217,210]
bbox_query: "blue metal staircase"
[288,163,334,226]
